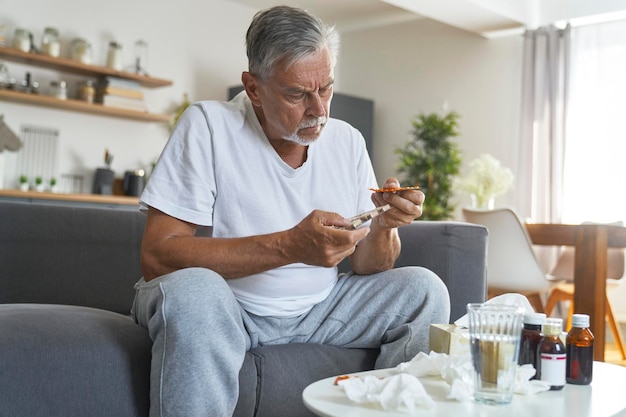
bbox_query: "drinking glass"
[467,303,523,405]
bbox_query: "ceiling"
[225,0,626,37]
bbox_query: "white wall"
[338,18,523,217]
[1,0,254,191]
[1,0,523,215]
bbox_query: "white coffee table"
[303,361,626,417]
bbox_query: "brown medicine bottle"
[518,312,546,377]
[566,313,594,385]
[537,318,566,390]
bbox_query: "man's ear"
[241,71,261,107]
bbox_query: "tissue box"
[429,324,470,355]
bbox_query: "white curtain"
[563,19,626,322]
[562,19,626,224]
[517,25,571,224]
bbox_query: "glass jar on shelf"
[77,80,95,103]
[40,27,61,57]
[133,39,148,75]
[70,38,92,65]
[0,61,10,89]
[49,80,67,100]
[0,23,7,47]
[12,28,32,52]
[106,41,123,71]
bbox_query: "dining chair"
[546,222,626,360]
[461,207,564,313]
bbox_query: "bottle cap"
[524,312,546,325]
[571,313,590,328]
[542,318,563,336]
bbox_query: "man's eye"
[319,87,332,97]
[289,93,306,101]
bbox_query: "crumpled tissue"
[514,364,552,395]
[337,372,435,413]
[395,351,474,400]
[394,351,551,401]
[336,293,552,411]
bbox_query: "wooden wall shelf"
[0,89,170,122]
[0,46,172,88]
[0,189,139,208]
[0,46,173,122]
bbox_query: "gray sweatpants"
[131,266,450,417]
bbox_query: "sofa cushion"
[0,304,151,417]
[241,344,378,417]
[0,202,145,314]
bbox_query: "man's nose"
[307,93,326,117]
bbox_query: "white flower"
[455,154,514,207]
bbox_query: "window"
[562,19,626,224]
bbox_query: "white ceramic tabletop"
[303,361,626,417]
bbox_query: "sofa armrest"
[339,221,487,322]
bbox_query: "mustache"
[298,117,327,129]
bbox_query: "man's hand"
[283,210,370,268]
[348,177,422,274]
[371,178,425,229]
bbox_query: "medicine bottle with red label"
[566,313,594,385]
[537,317,566,390]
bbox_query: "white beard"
[282,116,328,145]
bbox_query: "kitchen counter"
[0,189,140,210]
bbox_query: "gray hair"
[246,5,340,81]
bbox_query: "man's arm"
[140,207,370,281]
[349,178,424,275]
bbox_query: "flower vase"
[471,194,495,210]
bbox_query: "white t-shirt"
[140,92,378,317]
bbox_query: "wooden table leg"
[574,225,607,361]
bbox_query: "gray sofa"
[0,201,487,417]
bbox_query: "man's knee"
[394,266,446,291]
[135,267,237,324]
[160,267,236,309]
[158,267,229,294]
[395,266,450,319]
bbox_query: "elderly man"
[132,5,449,416]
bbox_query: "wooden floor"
[605,342,626,367]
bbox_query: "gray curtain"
[517,25,571,224]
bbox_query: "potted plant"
[35,176,44,192]
[395,111,462,220]
[455,153,514,209]
[19,174,29,191]
[50,177,58,193]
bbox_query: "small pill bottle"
[518,312,546,377]
[566,313,594,385]
[537,318,566,390]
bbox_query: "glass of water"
[467,303,524,405]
